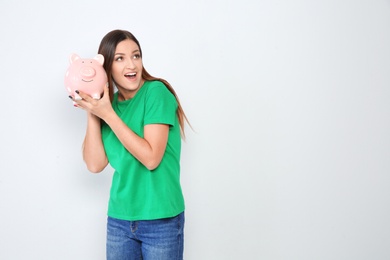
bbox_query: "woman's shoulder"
[145,80,166,89]
[144,80,176,102]
[144,80,170,94]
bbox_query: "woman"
[71,29,188,260]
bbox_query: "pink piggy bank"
[64,53,108,100]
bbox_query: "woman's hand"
[72,85,114,121]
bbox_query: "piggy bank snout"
[80,66,96,79]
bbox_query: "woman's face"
[112,39,144,99]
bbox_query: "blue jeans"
[106,212,185,260]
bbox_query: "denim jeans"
[106,212,185,260]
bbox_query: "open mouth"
[125,72,137,79]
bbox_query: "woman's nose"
[126,59,136,69]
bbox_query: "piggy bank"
[64,53,108,100]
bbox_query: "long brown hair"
[98,29,190,138]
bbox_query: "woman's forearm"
[103,112,169,171]
[82,113,108,173]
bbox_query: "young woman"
[71,29,188,260]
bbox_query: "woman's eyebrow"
[114,50,140,56]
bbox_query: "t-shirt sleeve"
[144,81,178,127]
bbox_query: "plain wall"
[0,0,389,259]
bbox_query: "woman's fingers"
[69,90,90,109]
[69,86,111,119]
[75,90,91,101]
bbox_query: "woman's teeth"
[125,73,136,78]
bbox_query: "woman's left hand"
[71,85,114,121]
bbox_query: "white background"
[0,0,389,259]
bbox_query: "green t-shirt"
[101,80,185,221]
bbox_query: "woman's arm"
[82,112,108,173]
[75,86,169,171]
[104,113,169,170]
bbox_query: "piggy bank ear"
[69,53,80,64]
[94,54,105,65]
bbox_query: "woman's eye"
[133,54,141,60]
[115,57,123,61]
